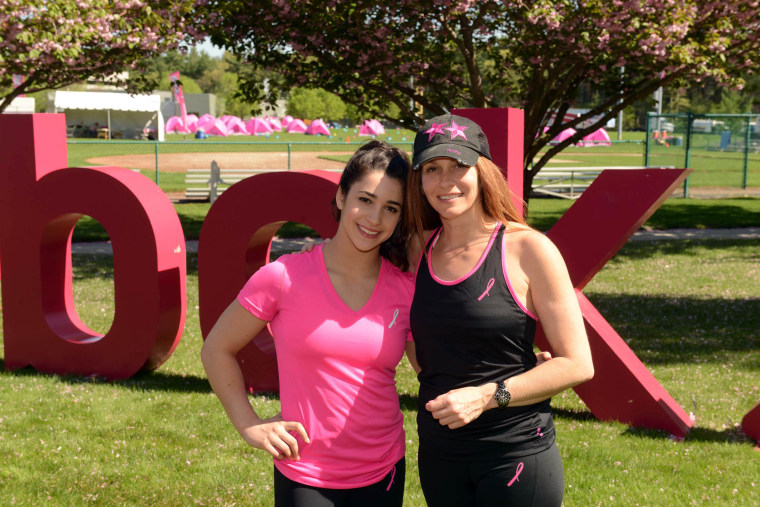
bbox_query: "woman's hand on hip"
[241,414,310,461]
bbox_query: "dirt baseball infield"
[85,151,350,172]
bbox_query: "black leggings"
[418,444,564,507]
[273,457,405,507]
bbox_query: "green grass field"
[1,237,758,505]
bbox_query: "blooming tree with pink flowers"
[0,0,202,114]
[201,0,760,195]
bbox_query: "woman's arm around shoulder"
[201,300,310,460]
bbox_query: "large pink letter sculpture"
[742,404,760,445]
[453,108,694,437]
[0,114,186,378]
[542,169,693,436]
[197,170,342,392]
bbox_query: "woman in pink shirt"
[201,140,416,507]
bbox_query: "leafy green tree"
[0,0,199,113]
[686,75,758,115]
[287,88,347,122]
[201,0,760,196]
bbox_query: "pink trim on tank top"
[428,223,501,285]
[501,233,538,321]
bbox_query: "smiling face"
[420,156,482,221]
[335,169,404,253]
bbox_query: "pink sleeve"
[237,259,286,322]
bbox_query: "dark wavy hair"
[332,139,411,271]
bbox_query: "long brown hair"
[406,157,528,253]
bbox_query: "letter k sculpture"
[539,168,694,437]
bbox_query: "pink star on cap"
[446,120,468,140]
[424,122,446,141]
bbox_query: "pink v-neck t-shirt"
[237,245,414,489]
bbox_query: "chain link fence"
[645,113,760,196]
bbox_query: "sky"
[194,38,225,58]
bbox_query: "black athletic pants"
[273,457,405,507]
[418,443,564,507]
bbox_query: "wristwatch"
[494,379,511,408]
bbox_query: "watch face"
[496,381,511,407]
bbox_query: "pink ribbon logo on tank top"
[478,278,495,301]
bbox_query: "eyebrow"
[359,190,402,207]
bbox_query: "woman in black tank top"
[405,115,595,506]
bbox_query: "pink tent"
[197,114,216,125]
[224,116,248,135]
[282,115,294,128]
[195,115,217,132]
[246,117,273,135]
[305,118,331,136]
[579,128,612,147]
[550,127,577,144]
[165,115,191,134]
[203,118,229,137]
[185,114,199,133]
[286,119,307,133]
[267,117,283,131]
[359,119,385,136]
[368,119,385,134]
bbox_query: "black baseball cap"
[412,114,491,170]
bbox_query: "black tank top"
[411,223,555,460]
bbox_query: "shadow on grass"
[622,424,754,445]
[646,199,760,230]
[552,406,598,422]
[0,361,213,394]
[399,393,419,411]
[554,406,755,446]
[611,237,760,261]
[584,293,760,365]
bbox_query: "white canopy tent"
[52,91,165,141]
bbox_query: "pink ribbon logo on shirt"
[388,309,399,329]
[478,278,495,301]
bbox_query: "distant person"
[202,140,416,507]
[406,114,594,506]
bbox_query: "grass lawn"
[1,238,758,505]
